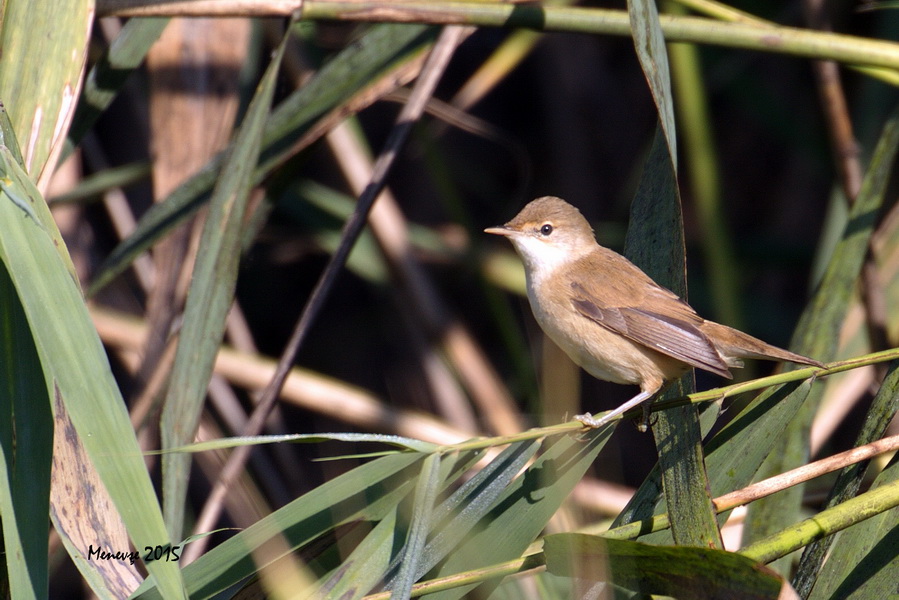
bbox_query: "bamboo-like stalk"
[303,3,899,70]
[97,1,899,72]
[676,0,899,85]
[740,479,899,563]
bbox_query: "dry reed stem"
[99,0,302,16]
[324,99,482,433]
[92,305,475,443]
[715,434,899,511]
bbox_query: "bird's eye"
[540,223,553,236]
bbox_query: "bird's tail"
[702,322,824,369]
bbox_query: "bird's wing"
[570,281,733,378]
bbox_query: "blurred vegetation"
[0,0,898,599]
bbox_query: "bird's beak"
[484,226,513,236]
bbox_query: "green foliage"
[0,1,897,599]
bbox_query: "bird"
[485,196,822,429]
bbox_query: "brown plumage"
[487,196,822,428]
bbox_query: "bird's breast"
[525,275,687,391]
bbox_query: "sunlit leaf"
[0,151,186,598]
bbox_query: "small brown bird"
[486,196,822,428]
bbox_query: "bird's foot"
[574,412,602,428]
[575,390,656,431]
[637,402,655,432]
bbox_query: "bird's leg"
[636,379,681,431]
[575,390,654,429]
[638,401,655,433]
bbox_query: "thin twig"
[183,25,468,562]
[80,133,156,291]
[800,0,890,366]
[802,0,863,203]
[327,122,480,432]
